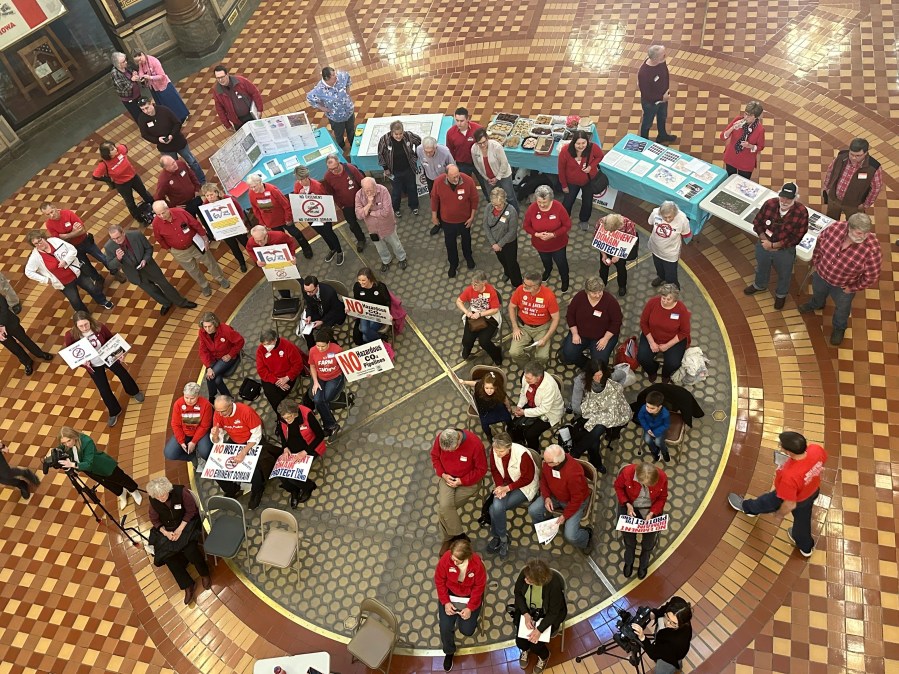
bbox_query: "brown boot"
[183,582,196,605]
[201,575,211,591]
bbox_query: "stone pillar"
[164,0,224,58]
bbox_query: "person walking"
[0,294,53,376]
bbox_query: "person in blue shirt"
[637,390,671,462]
[306,66,355,150]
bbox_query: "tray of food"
[488,133,507,143]
[521,136,539,150]
[503,135,522,149]
[578,117,594,130]
[494,113,518,123]
[534,136,555,155]
[530,125,552,136]
[551,125,567,135]
[511,118,533,136]
[534,114,553,125]
[487,121,513,135]
[552,115,568,125]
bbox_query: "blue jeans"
[643,431,669,460]
[538,248,570,290]
[61,275,108,312]
[528,496,590,548]
[438,601,481,654]
[75,236,110,282]
[390,169,419,211]
[742,488,820,554]
[359,319,381,343]
[809,271,855,331]
[637,335,687,379]
[561,182,596,224]
[164,144,207,184]
[163,432,213,463]
[310,375,345,430]
[560,332,618,368]
[489,488,530,539]
[206,354,240,399]
[640,101,669,139]
[753,243,796,298]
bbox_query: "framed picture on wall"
[16,34,73,95]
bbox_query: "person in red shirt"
[41,203,118,284]
[151,202,229,296]
[25,232,113,313]
[522,185,572,291]
[431,165,479,278]
[198,182,249,273]
[557,130,605,228]
[91,141,154,224]
[164,382,213,464]
[255,329,306,413]
[445,106,489,197]
[614,461,668,578]
[430,428,487,550]
[211,65,263,131]
[527,444,592,550]
[719,100,765,178]
[561,276,622,367]
[507,272,560,364]
[637,285,691,383]
[729,431,828,557]
[434,537,487,671]
[294,165,343,264]
[197,311,245,399]
[155,156,202,213]
[246,175,314,258]
[455,270,503,365]
[321,154,367,251]
[799,213,882,346]
[245,225,295,267]
[306,327,345,437]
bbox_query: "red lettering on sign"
[345,299,364,314]
[336,351,362,372]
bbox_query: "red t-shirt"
[92,144,136,184]
[212,403,263,444]
[45,210,86,245]
[510,284,559,326]
[458,284,500,314]
[445,122,482,165]
[40,247,76,285]
[775,444,827,502]
[309,342,343,382]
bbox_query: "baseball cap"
[778,182,797,199]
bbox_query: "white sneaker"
[130,490,143,505]
[118,492,128,511]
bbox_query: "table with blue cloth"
[350,115,455,172]
[600,133,728,234]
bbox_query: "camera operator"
[629,596,693,673]
[54,426,142,511]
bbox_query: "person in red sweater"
[197,311,245,399]
[294,165,343,264]
[434,537,487,671]
[92,141,154,224]
[198,183,249,273]
[719,100,765,178]
[637,284,691,383]
[445,106,489,197]
[614,460,669,578]
[557,130,605,229]
[527,444,592,550]
[322,154,367,250]
[164,382,213,464]
[523,185,572,291]
[561,276,622,367]
[246,175,313,258]
[41,203,117,285]
[245,225,295,267]
[430,428,487,549]
[306,327,345,437]
[155,156,202,213]
[255,329,306,413]
[431,165,479,278]
[211,65,263,131]
[151,202,229,296]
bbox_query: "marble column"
[164,0,223,58]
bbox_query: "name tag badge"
[480,292,490,298]
[220,337,226,342]
[857,173,867,179]
[593,310,603,317]
[536,214,542,220]
[765,229,774,237]
[499,217,507,223]
[174,504,182,510]
[535,297,544,303]
[264,191,271,196]
[670,313,680,320]
[180,170,186,177]
[654,75,660,82]
[549,215,557,220]
[552,469,561,479]
[458,189,465,194]
[460,456,468,462]
[147,121,154,127]
[458,195,464,200]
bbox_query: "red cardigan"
[613,463,669,516]
[434,550,487,610]
[430,430,487,486]
[538,456,589,519]
[523,200,571,253]
[255,338,306,383]
[557,143,604,190]
[720,117,765,172]
[198,323,245,367]
[170,395,213,444]
[639,295,691,346]
[249,183,292,229]
[65,324,114,373]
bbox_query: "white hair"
[659,200,679,218]
[111,51,126,67]
[422,136,438,149]
[183,382,201,396]
[146,477,173,501]
[648,45,665,60]
[247,174,263,186]
[544,444,565,462]
[534,185,554,200]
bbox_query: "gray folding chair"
[202,495,248,564]
[347,597,399,674]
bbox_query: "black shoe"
[297,488,313,504]
[618,287,627,297]
[744,284,761,295]
[448,266,457,278]
[443,653,454,672]
[248,492,263,510]
[412,208,419,215]
[24,364,33,376]
[622,562,634,577]
[399,259,408,269]
[661,452,670,462]
[774,296,786,310]
[830,329,845,346]
[596,464,607,474]
[561,281,569,293]
[356,240,366,253]
[11,303,21,314]
[465,258,476,270]
[302,248,314,259]
[160,304,172,316]
[657,134,678,143]
[325,249,338,263]
[380,262,390,272]
[541,270,551,282]
[40,352,53,361]
[797,302,815,314]
[637,566,648,579]
[290,493,300,509]
[582,526,594,553]
[183,301,198,309]
[430,225,441,236]
[239,265,248,273]
[650,277,664,287]
[18,485,30,500]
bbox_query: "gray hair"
[146,477,173,501]
[214,394,234,406]
[111,51,126,67]
[847,213,872,233]
[198,311,219,328]
[250,224,267,237]
[658,283,680,300]
[183,382,201,397]
[259,328,278,343]
[584,276,605,293]
[544,444,565,462]
[438,428,463,451]
[534,185,554,200]
[523,270,543,283]
[325,153,341,164]
[744,100,764,118]
[658,200,679,218]
[247,174,263,186]
[490,187,507,205]
[648,45,665,60]
[523,360,545,377]
[470,269,488,284]
[108,224,125,235]
[422,136,438,149]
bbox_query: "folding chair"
[201,496,248,565]
[271,279,303,327]
[549,568,567,653]
[255,508,301,582]
[347,597,399,674]
[665,411,686,462]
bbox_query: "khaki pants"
[169,245,225,291]
[509,322,552,364]
[436,478,481,540]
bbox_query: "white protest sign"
[592,226,638,258]
[289,193,338,223]
[269,453,314,482]
[96,334,130,367]
[592,185,619,210]
[342,296,392,325]
[416,170,429,197]
[336,339,395,382]
[254,243,301,281]
[615,514,669,534]
[534,517,560,544]
[59,337,99,369]
[449,369,478,412]
[199,198,249,240]
[201,443,262,482]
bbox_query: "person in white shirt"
[647,201,691,289]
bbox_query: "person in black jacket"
[630,596,693,673]
[300,276,347,348]
[276,399,324,508]
[0,439,40,500]
[514,559,568,674]
[0,294,53,375]
[352,267,391,344]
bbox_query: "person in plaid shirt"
[744,182,808,310]
[799,213,882,345]
[821,138,882,221]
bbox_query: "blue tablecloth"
[600,133,727,234]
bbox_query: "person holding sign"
[198,183,249,273]
[513,559,568,673]
[64,312,143,428]
[638,284,691,384]
[455,269,503,365]
[294,165,344,265]
[25,231,114,314]
[560,276,622,368]
[0,293,53,376]
[352,267,392,344]
[306,328,345,438]
[275,399,325,507]
[433,537,487,672]
[430,428,487,552]
[56,426,142,512]
[255,329,306,414]
[486,432,538,559]
[527,444,592,551]
[614,461,669,579]
[246,175,314,259]
[595,214,639,297]
[648,201,691,289]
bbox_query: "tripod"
[576,635,648,673]
[63,468,148,547]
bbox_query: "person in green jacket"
[56,426,142,511]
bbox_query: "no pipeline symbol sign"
[301,199,325,218]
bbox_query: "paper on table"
[691,169,717,184]
[449,595,469,610]
[630,160,653,177]
[615,155,638,172]
[603,149,627,167]
[518,615,551,642]
[283,156,300,170]
[192,233,206,252]
[535,517,560,544]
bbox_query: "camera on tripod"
[42,446,72,474]
[612,606,653,661]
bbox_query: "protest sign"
[342,296,392,325]
[335,340,394,382]
[59,337,99,369]
[270,452,313,482]
[615,513,669,534]
[591,226,637,258]
[592,185,619,210]
[198,198,249,240]
[96,334,130,367]
[201,443,261,483]
[289,193,338,223]
[254,243,301,281]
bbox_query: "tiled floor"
[0,1,897,673]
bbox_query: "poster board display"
[356,113,445,157]
[198,198,249,240]
[253,243,301,281]
[289,193,338,223]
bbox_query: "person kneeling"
[630,596,693,673]
[276,399,324,507]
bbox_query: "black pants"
[538,248,570,290]
[620,504,658,571]
[275,223,313,255]
[458,162,490,200]
[442,221,473,270]
[115,176,153,222]
[462,318,502,364]
[88,361,140,417]
[516,636,550,660]
[391,169,419,212]
[341,206,366,244]
[725,164,754,179]
[572,423,607,470]
[262,379,296,414]
[220,440,282,498]
[0,320,45,367]
[651,255,680,289]
[599,239,639,292]
[312,222,342,253]
[510,418,551,450]
[84,465,138,496]
[562,183,596,223]
[0,453,37,493]
[223,233,249,270]
[494,239,523,287]
[637,335,687,379]
[163,541,210,589]
[134,261,192,309]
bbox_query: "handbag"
[587,168,609,192]
[238,377,262,401]
[466,316,489,332]
[510,415,539,430]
